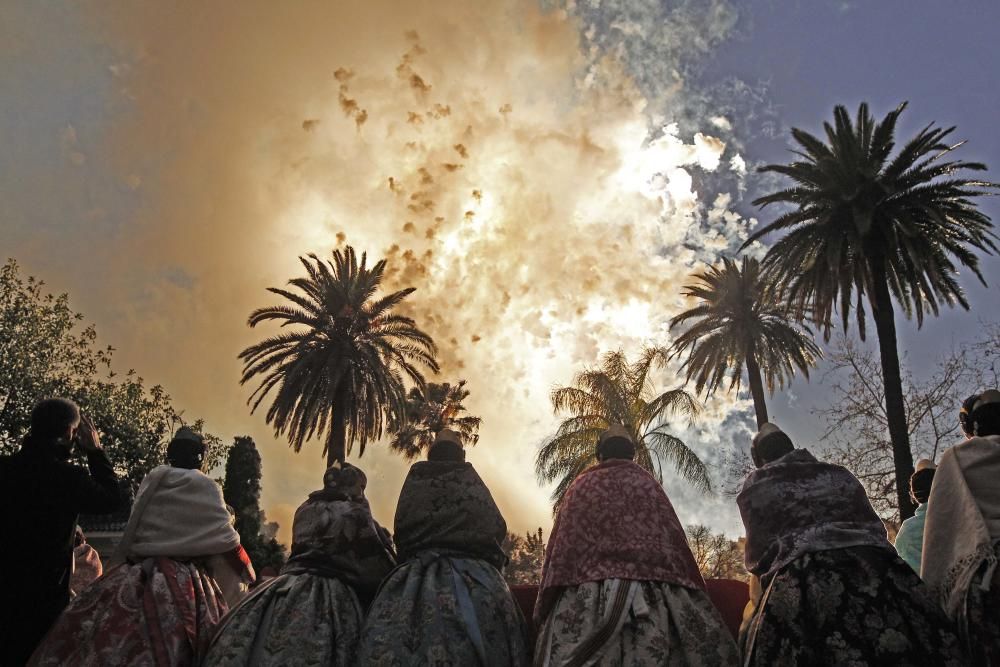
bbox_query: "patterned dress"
[29,557,228,666]
[746,547,965,666]
[203,464,396,667]
[534,459,738,666]
[739,449,964,667]
[358,460,529,666]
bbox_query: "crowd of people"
[1,389,999,666]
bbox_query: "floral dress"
[357,460,529,666]
[745,546,965,666]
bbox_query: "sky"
[1,0,998,544]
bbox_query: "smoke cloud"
[1,0,757,542]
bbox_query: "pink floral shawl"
[535,459,705,623]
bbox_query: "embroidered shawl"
[738,448,890,584]
[922,435,1000,623]
[393,460,508,570]
[535,459,705,624]
[283,463,397,600]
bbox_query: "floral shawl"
[536,459,705,624]
[737,448,891,585]
[393,461,507,570]
[922,435,1000,624]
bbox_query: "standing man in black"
[0,398,123,666]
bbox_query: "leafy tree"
[389,380,481,460]
[502,528,546,586]
[818,331,994,521]
[535,347,707,510]
[222,436,286,570]
[0,259,223,495]
[745,102,998,518]
[685,524,747,581]
[239,247,439,467]
[670,256,821,427]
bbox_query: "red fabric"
[536,459,705,622]
[704,578,749,639]
[28,557,227,666]
[226,545,256,583]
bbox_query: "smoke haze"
[1,0,758,542]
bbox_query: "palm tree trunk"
[745,348,769,427]
[868,258,916,520]
[327,395,348,468]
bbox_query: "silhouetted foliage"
[222,436,286,570]
[536,347,707,511]
[239,246,439,467]
[503,527,546,586]
[685,524,747,581]
[670,256,821,427]
[0,259,224,495]
[389,380,481,460]
[746,102,998,518]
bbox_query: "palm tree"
[239,246,439,467]
[744,102,998,519]
[389,379,482,460]
[535,347,708,510]
[669,256,821,427]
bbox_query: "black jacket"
[0,443,122,578]
[0,442,122,665]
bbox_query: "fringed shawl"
[922,436,1000,625]
[535,459,705,624]
[738,448,890,584]
[393,461,507,570]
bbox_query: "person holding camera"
[0,397,123,666]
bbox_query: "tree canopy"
[0,259,224,495]
[239,246,439,467]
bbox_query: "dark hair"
[752,432,795,467]
[960,393,981,438]
[972,403,1000,437]
[910,468,936,504]
[427,440,465,462]
[166,438,207,470]
[596,437,636,461]
[29,398,80,443]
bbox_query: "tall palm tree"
[669,256,821,427]
[744,102,998,518]
[239,246,439,467]
[389,379,482,460]
[535,347,707,510]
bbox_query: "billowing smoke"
[1,0,757,541]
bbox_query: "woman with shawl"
[534,425,738,666]
[30,427,255,666]
[202,462,396,666]
[923,389,1000,665]
[738,423,963,666]
[358,429,529,666]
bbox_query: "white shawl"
[921,435,1000,623]
[114,465,240,563]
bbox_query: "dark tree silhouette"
[239,246,439,466]
[222,436,285,571]
[389,380,481,460]
[535,347,706,511]
[745,102,998,518]
[670,256,820,427]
